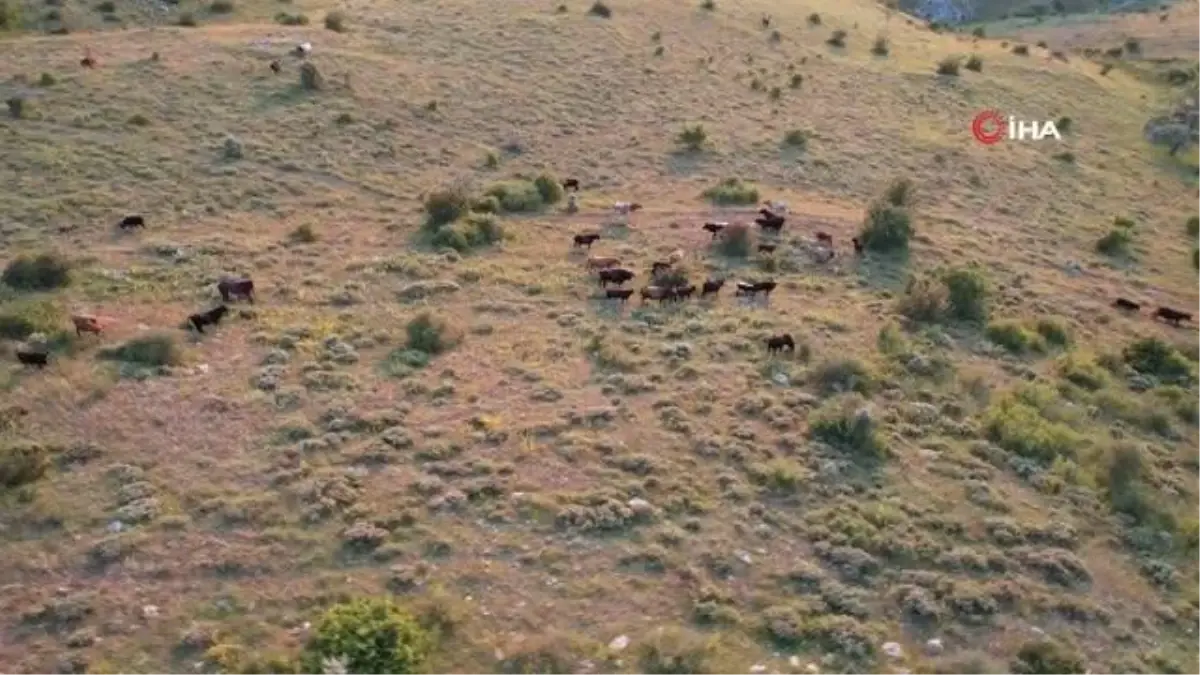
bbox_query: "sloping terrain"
[0,0,1197,672]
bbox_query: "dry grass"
[0,0,1198,672]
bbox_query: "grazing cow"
[702,222,727,239]
[188,305,229,334]
[813,247,835,264]
[269,60,282,74]
[217,277,255,303]
[613,202,644,215]
[737,280,777,299]
[16,349,49,368]
[598,268,635,287]
[758,243,777,254]
[674,284,697,301]
[1154,306,1193,326]
[640,286,676,305]
[587,255,621,270]
[606,288,635,303]
[701,278,725,298]
[816,232,833,245]
[574,233,601,249]
[81,49,96,68]
[851,237,864,255]
[118,215,146,230]
[1112,298,1141,312]
[71,314,105,337]
[562,179,580,191]
[766,333,795,354]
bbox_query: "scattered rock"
[882,641,903,659]
[924,638,943,655]
[608,635,630,652]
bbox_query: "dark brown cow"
[851,237,864,255]
[598,268,635,287]
[574,233,601,249]
[218,278,255,303]
[605,288,634,303]
[16,349,49,368]
[189,305,229,334]
[766,333,795,354]
[702,222,727,239]
[701,278,725,298]
[1154,306,1193,326]
[118,215,145,230]
[1112,298,1141,312]
[640,286,676,305]
[562,179,581,191]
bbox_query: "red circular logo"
[971,110,1006,145]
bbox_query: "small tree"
[677,123,708,151]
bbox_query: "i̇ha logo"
[971,110,1062,145]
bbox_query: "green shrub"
[533,172,564,205]
[275,11,309,24]
[431,213,504,252]
[1186,215,1198,237]
[971,26,985,37]
[983,396,1081,462]
[1095,227,1132,256]
[0,0,21,30]
[702,178,759,205]
[807,12,820,24]
[811,358,874,395]
[808,395,886,463]
[1056,354,1109,391]
[422,184,471,227]
[406,312,459,356]
[871,36,889,55]
[2,252,71,291]
[1122,337,1193,381]
[323,9,345,31]
[300,598,431,674]
[986,320,1045,354]
[964,54,983,71]
[1011,638,1085,674]
[826,29,846,47]
[637,626,716,674]
[289,223,318,243]
[587,0,611,18]
[941,265,989,322]
[677,123,708,151]
[97,333,181,367]
[0,297,64,340]
[178,11,197,25]
[859,203,911,252]
[484,180,544,213]
[782,129,809,148]
[1034,317,1071,348]
[471,195,500,214]
[0,442,49,488]
[936,56,961,75]
[209,0,234,13]
[896,275,947,323]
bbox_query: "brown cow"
[71,314,107,337]
[640,286,676,305]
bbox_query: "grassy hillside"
[0,0,1198,672]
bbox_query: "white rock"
[805,665,819,674]
[608,635,630,652]
[750,665,767,674]
[107,520,124,533]
[735,550,753,565]
[142,605,159,619]
[925,638,943,655]
[882,641,903,659]
[788,656,801,668]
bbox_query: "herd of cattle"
[6,181,1196,369]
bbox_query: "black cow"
[118,215,146,230]
[598,268,635,287]
[851,237,864,255]
[1112,298,1141,312]
[766,333,795,354]
[16,349,48,368]
[188,305,229,334]
[702,222,727,240]
[217,277,255,303]
[1154,306,1193,326]
[816,232,833,246]
[574,233,601,249]
[562,179,580,191]
[701,278,725,298]
[755,215,785,233]
[736,280,777,299]
[606,288,634,303]
[674,284,696,301]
